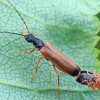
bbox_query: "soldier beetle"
[1,0,100,97]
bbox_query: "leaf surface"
[0,0,100,100]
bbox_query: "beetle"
[1,0,100,96]
[76,70,100,91]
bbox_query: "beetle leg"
[88,82,96,92]
[60,71,66,75]
[95,78,100,90]
[31,56,44,82]
[81,80,96,91]
[53,64,59,75]
[18,48,36,54]
[81,80,89,86]
[95,82,100,90]
[52,64,60,98]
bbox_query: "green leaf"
[0,0,100,99]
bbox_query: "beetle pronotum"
[1,0,100,97]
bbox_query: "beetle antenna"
[0,31,25,36]
[7,0,30,34]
